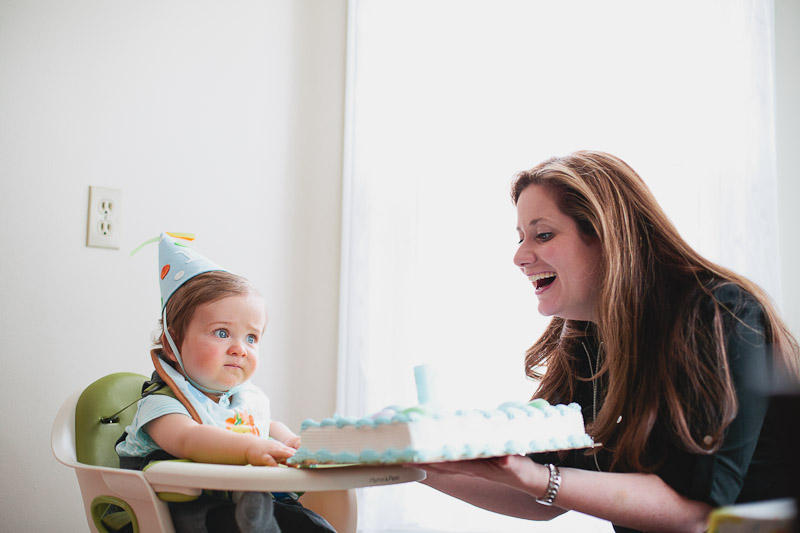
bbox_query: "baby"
[116,233,334,532]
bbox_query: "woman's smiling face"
[513,184,603,322]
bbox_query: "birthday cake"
[287,398,593,466]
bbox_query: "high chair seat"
[52,372,425,533]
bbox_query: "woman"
[421,151,799,532]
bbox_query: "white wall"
[0,1,346,531]
[776,0,800,340]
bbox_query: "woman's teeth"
[528,271,557,289]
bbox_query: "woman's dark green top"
[529,284,789,533]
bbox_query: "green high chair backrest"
[75,372,147,467]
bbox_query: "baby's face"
[179,292,266,395]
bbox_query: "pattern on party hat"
[158,232,226,309]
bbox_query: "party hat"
[146,233,240,399]
[157,232,226,310]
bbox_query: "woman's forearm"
[554,467,712,533]
[486,456,712,532]
[421,456,713,532]
[419,469,565,521]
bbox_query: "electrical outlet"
[87,186,122,249]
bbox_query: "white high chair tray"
[144,461,426,494]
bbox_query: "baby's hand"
[285,435,301,449]
[246,439,296,467]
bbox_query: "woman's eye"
[537,232,554,241]
[214,329,229,339]
[246,334,257,345]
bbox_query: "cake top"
[300,398,582,430]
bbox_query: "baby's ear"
[161,332,178,363]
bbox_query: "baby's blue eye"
[214,329,229,339]
[246,334,257,344]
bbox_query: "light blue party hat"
[157,232,226,310]
[134,232,241,400]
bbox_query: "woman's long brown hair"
[512,151,799,472]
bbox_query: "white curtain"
[338,1,779,531]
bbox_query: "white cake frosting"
[288,399,593,466]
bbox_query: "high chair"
[52,372,425,533]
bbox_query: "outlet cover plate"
[87,186,122,249]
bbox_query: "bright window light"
[340,1,778,531]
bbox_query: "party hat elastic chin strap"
[162,307,245,401]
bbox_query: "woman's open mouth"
[528,271,557,290]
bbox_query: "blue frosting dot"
[300,419,320,430]
[415,448,440,462]
[334,451,359,463]
[354,417,375,428]
[567,435,588,448]
[287,448,311,464]
[359,449,383,463]
[315,449,335,462]
[441,445,459,460]
[505,440,526,455]
[391,413,411,423]
[382,448,406,463]
[529,439,547,452]
[485,443,505,457]
[498,400,524,410]
[336,416,359,428]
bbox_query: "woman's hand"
[422,455,548,495]
[415,455,566,521]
